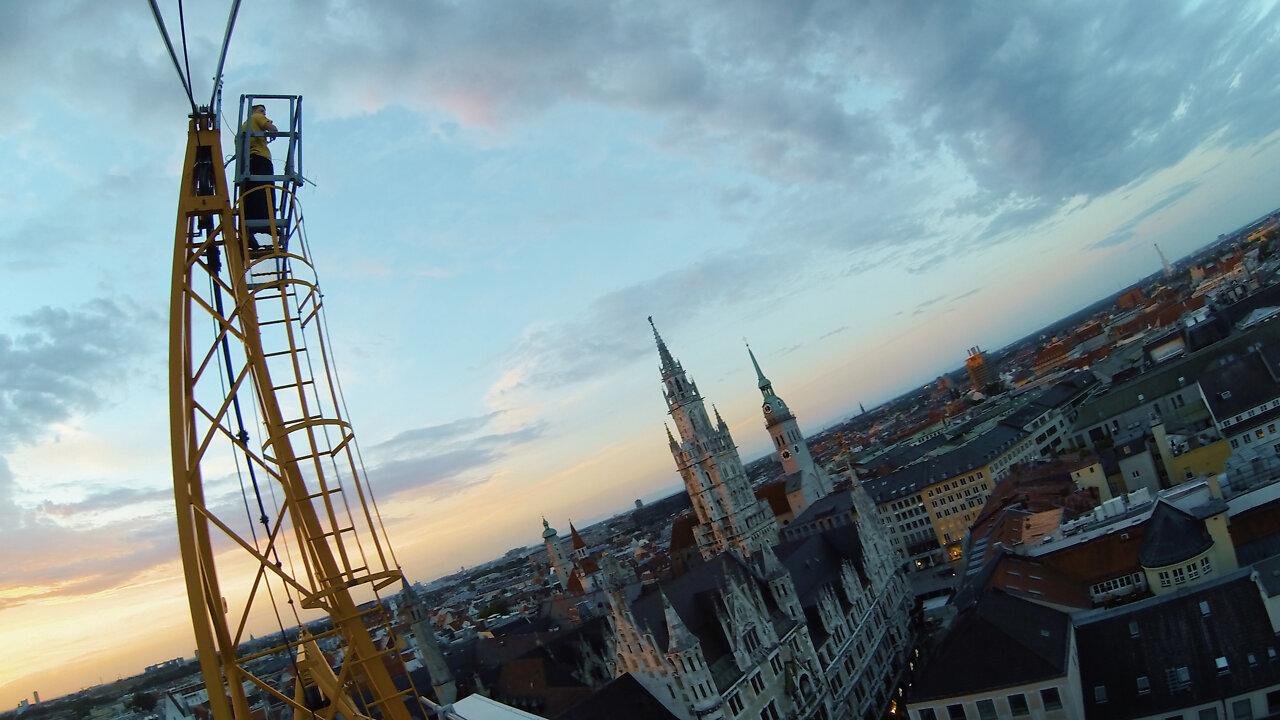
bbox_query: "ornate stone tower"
[749,343,831,508]
[398,581,457,705]
[542,517,573,590]
[652,317,777,559]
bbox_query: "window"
[1041,687,1063,711]
[976,700,997,720]
[1215,656,1230,675]
[1232,439,1240,448]
[749,672,765,694]
[1007,694,1029,716]
[1201,709,1220,720]
[769,653,783,676]
[1232,700,1252,720]
[1159,570,1172,588]
[1137,676,1151,695]
[919,710,938,720]
[947,704,967,720]
[727,693,744,715]
[1129,621,1140,638]
[1200,600,1211,616]
[1268,690,1280,715]
[1094,686,1108,703]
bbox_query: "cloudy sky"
[4,0,1280,706]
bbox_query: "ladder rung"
[304,487,342,502]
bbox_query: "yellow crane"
[153,4,444,720]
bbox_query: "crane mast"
[169,98,419,720]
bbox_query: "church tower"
[397,581,457,705]
[542,518,573,590]
[651,318,777,559]
[749,344,831,508]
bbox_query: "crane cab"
[233,94,302,253]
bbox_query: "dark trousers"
[242,154,275,224]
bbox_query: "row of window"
[927,472,987,499]
[1089,572,1144,598]
[1222,396,1280,428]
[1229,422,1280,449]
[918,687,1062,720]
[1157,556,1213,588]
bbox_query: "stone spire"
[650,315,678,376]
[747,342,771,392]
[660,589,697,654]
[651,318,777,559]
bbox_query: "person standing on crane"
[239,104,278,245]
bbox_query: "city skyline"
[4,0,1280,707]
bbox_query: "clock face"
[764,405,772,414]
[781,450,792,460]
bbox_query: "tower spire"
[1155,242,1175,279]
[746,341,771,392]
[650,316,678,374]
[660,588,697,653]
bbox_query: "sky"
[3,0,1280,707]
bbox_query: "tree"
[131,692,158,713]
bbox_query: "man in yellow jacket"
[240,104,278,246]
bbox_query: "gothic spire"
[746,342,771,392]
[660,588,697,653]
[650,316,678,375]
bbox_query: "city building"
[967,347,992,392]
[581,320,915,720]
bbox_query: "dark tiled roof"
[788,489,855,528]
[755,479,791,517]
[558,672,682,720]
[1138,502,1214,568]
[775,525,868,605]
[1199,347,1280,420]
[1075,571,1280,720]
[907,588,1071,702]
[1074,322,1280,430]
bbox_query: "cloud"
[487,247,795,398]
[0,504,176,608]
[1092,180,1203,249]
[0,299,160,451]
[363,413,544,499]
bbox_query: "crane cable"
[147,0,197,113]
[210,0,243,110]
[148,0,243,115]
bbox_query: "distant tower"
[748,343,831,509]
[651,317,777,559]
[966,346,992,392]
[542,518,573,589]
[1155,243,1175,279]
[398,581,457,705]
